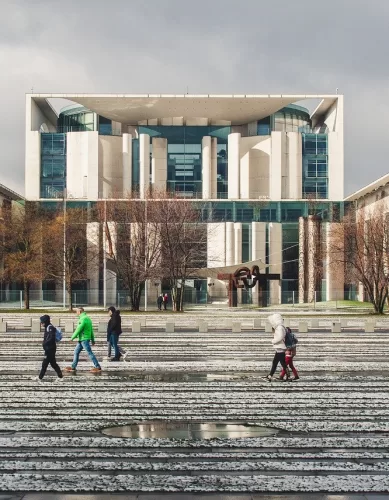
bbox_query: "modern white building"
[25,94,345,305]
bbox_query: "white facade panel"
[328,132,344,200]
[139,134,150,199]
[269,222,282,304]
[66,132,99,200]
[99,135,123,198]
[25,132,41,200]
[226,221,235,266]
[234,223,242,264]
[287,132,302,199]
[151,137,167,191]
[202,136,212,199]
[228,133,241,199]
[122,133,132,196]
[270,132,286,200]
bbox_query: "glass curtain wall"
[302,134,328,199]
[138,125,230,198]
[40,133,66,198]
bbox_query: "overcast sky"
[1,0,388,197]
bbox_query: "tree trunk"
[24,280,30,309]
[171,284,178,312]
[178,283,185,312]
[66,282,73,311]
[130,283,143,311]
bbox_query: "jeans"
[269,351,288,377]
[72,341,101,369]
[107,342,125,357]
[40,349,62,379]
[109,333,120,359]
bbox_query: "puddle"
[109,372,252,382]
[101,421,279,439]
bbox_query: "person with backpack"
[280,328,299,380]
[38,315,63,381]
[264,313,290,382]
[65,307,101,373]
[107,306,125,361]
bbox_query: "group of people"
[38,306,124,380]
[38,308,299,383]
[265,313,299,382]
[157,293,169,310]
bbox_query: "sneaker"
[293,375,300,381]
[263,375,272,382]
[64,367,76,372]
[90,367,102,373]
[122,351,129,361]
[55,376,64,383]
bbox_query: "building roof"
[345,173,389,201]
[0,183,24,201]
[29,93,340,126]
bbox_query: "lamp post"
[63,188,67,309]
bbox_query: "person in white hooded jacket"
[265,313,289,382]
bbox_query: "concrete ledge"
[232,322,241,333]
[253,318,261,329]
[265,321,272,333]
[364,320,376,332]
[132,321,141,333]
[331,322,341,333]
[198,321,208,333]
[166,322,175,333]
[31,319,40,333]
[51,316,60,327]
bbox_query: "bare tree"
[330,203,389,314]
[44,205,94,310]
[0,202,44,309]
[157,195,207,312]
[97,196,161,311]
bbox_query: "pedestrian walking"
[157,294,163,310]
[264,313,290,382]
[65,307,101,373]
[280,329,299,381]
[107,306,125,361]
[38,315,63,381]
[163,293,168,310]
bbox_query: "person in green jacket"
[65,307,101,373]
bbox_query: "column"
[270,132,286,200]
[287,132,302,199]
[207,222,226,298]
[226,222,235,266]
[269,222,282,305]
[122,133,132,197]
[202,136,212,199]
[234,223,243,305]
[228,133,241,199]
[139,134,150,199]
[251,222,266,304]
[25,131,41,200]
[328,132,344,200]
[307,215,321,303]
[152,137,167,192]
[87,222,100,305]
[211,137,217,198]
[326,222,344,301]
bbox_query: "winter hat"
[40,315,50,324]
[108,306,116,313]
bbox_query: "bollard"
[253,318,261,329]
[0,322,7,333]
[51,317,60,327]
[165,322,175,333]
[23,317,32,328]
[232,322,241,333]
[265,321,272,333]
[198,321,208,333]
[310,319,318,329]
[31,319,41,333]
[64,321,75,334]
[331,322,341,333]
[340,318,348,328]
[284,317,290,328]
[98,322,106,333]
[132,321,141,333]
[298,321,308,333]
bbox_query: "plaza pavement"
[0,310,389,498]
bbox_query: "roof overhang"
[29,93,340,126]
[345,172,389,201]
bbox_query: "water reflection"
[102,421,279,439]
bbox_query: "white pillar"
[207,222,226,298]
[326,222,344,301]
[151,137,167,191]
[122,133,132,196]
[226,222,235,266]
[287,132,302,199]
[87,222,100,305]
[251,222,266,304]
[270,132,286,200]
[202,136,212,199]
[139,134,150,199]
[228,133,241,199]
[211,137,217,198]
[269,222,282,305]
[328,132,344,200]
[25,131,41,200]
[234,223,242,264]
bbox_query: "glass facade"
[302,134,328,199]
[274,105,311,133]
[57,107,95,133]
[40,133,66,198]
[138,126,230,198]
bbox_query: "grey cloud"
[1,0,388,195]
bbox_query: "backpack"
[48,325,62,342]
[284,326,298,348]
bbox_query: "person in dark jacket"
[39,315,63,380]
[107,306,123,361]
[157,294,163,310]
